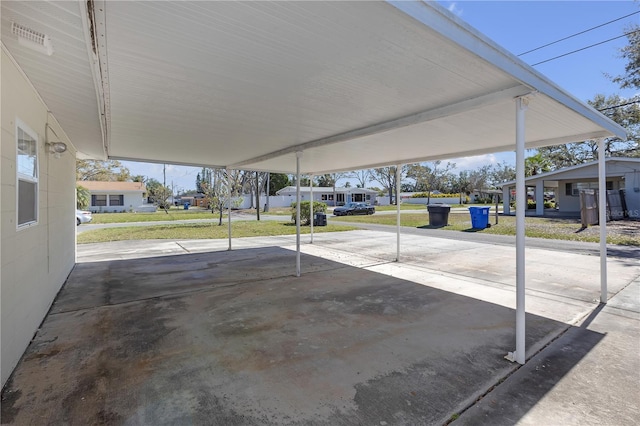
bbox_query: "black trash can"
[427,204,450,227]
[314,212,327,226]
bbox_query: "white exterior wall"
[1,50,77,386]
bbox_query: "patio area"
[2,231,638,425]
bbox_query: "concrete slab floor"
[2,231,639,425]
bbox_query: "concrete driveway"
[2,231,638,425]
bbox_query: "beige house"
[78,181,147,213]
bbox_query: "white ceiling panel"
[2,1,625,173]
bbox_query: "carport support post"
[227,168,232,251]
[296,152,302,277]
[598,138,607,303]
[507,95,529,365]
[396,164,402,262]
[310,174,314,244]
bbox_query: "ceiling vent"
[11,22,54,56]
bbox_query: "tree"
[76,185,90,209]
[524,153,551,177]
[489,162,516,187]
[201,169,243,225]
[131,175,146,183]
[145,178,171,212]
[405,161,455,203]
[537,94,640,167]
[348,169,373,188]
[76,160,131,181]
[268,173,289,195]
[372,166,405,205]
[610,23,640,90]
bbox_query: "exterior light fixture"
[46,142,67,157]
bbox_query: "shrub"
[290,201,328,225]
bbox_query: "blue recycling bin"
[469,206,490,229]
[183,203,190,210]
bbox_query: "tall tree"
[76,160,131,181]
[76,185,90,209]
[524,153,552,177]
[201,169,243,225]
[269,173,289,195]
[610,23,640,90]
[405,161,455,203]
[348,169,373,188]
[372,166,405,205]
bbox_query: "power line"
[597,99,640,112]
[519,10,640,56]
[530,29,640,67]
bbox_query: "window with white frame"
[17,121,38,227]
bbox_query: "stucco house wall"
[1,49,77,386]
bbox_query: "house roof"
[498,158,640,187]
[276,186,378,195]
[77,181,146,192]
[2,1,625,174]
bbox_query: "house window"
[92,194,107,206]
[566,181,614,196]
[17,121,38,227]
[109,195,124,206]
[321,194,334,201]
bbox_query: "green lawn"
[77,221,358,244]
[331,212,640,246]
[90,208,226,223]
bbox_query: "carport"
[1,0,625,372]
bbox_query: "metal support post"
[296,152,302,277]
[598,138,608,303]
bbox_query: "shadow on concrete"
[1,247,604,425]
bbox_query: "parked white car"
[76,209,92,226]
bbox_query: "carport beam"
[396,164,402,262]
[296,152,302,277]
[598,138,607,303]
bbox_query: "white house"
[276,186,378,206]
[78,181,148,213]
[499,158,640,218]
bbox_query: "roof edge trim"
[387,0,627,140]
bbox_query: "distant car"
[76,209,92,225]
[333,202,375,216]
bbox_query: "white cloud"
[446,2,463,16]
[447,153,505,171]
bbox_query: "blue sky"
[122,1,639,192]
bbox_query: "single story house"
[276,186,378,206]
[77,181,148,213]
[499,158,640,218]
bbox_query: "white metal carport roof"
[1,0,627,367]
[1,1,625,172]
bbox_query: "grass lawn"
[77,221,358,244]
[331,212,640,246]
[90,208,226,223]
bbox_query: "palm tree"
[76,185,90,209]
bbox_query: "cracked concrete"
[2,230,638,425]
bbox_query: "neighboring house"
[78,181,148,213]
[276,186,378,206]
[499,158,640,218]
